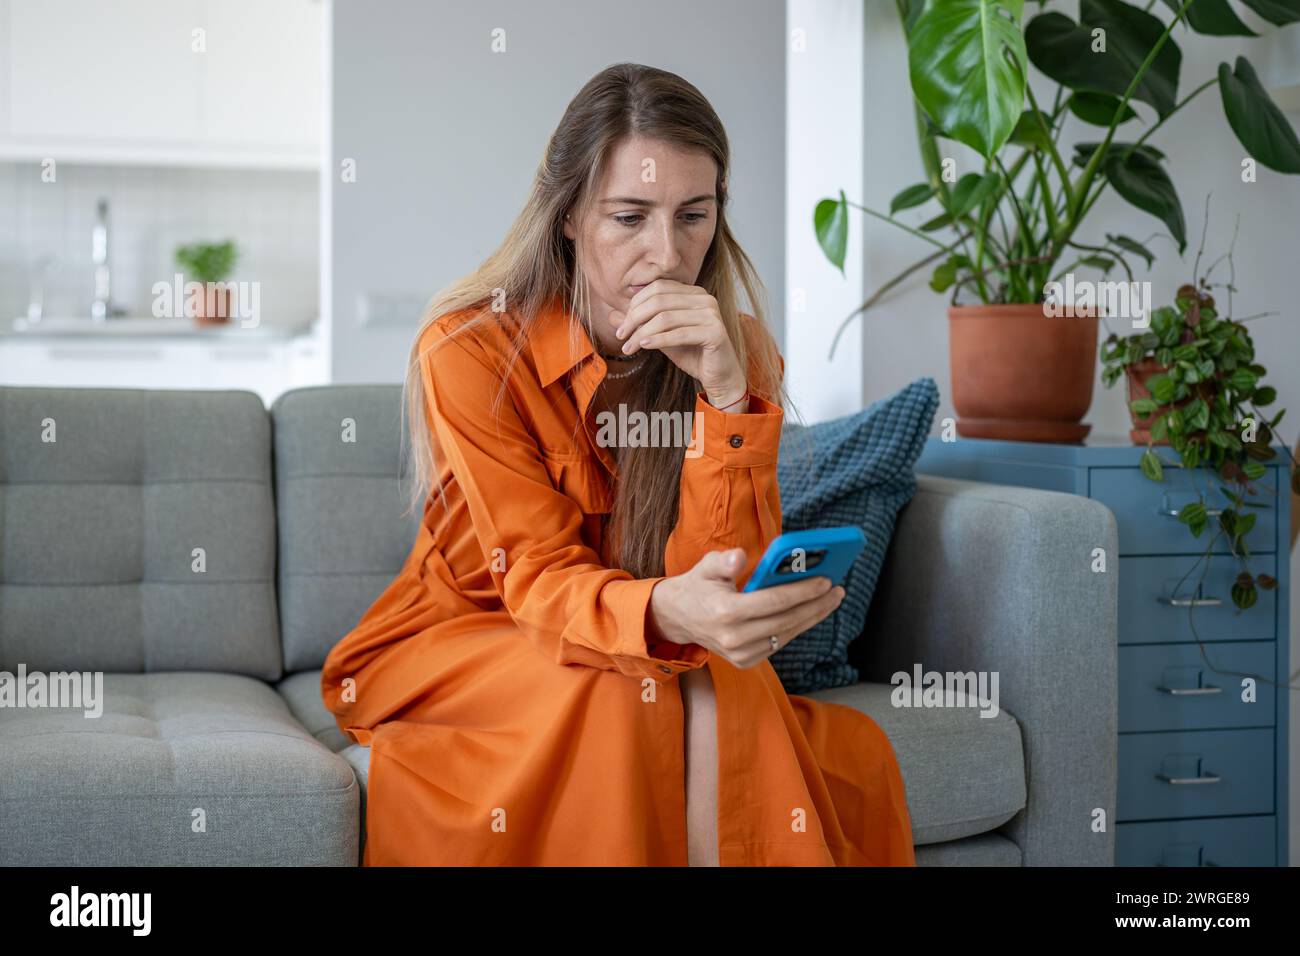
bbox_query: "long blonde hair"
[400,62,802,579]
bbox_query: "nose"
[645,213,684,274]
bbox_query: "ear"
[562,214,575,242]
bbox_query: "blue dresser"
[917,435,1292,866]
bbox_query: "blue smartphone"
[741,526,867,592]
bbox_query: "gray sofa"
[0,384,1118,866]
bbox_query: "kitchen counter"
[5,317,319,340]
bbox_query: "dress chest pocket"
[539,449,613,515]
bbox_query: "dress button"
[658,664,673,675]
[728,434,744,448]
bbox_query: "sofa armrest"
[856,473,1118,866]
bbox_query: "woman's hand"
[609,279,747,406]
[648,548,846,670]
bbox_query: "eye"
[614,212,710,228]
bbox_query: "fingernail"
[615,325,625,339]
[621,340,634,354]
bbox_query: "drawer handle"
[1159,505,1223,518]
[1157,596,1223,607]
[1156,684,1222,696]
[1155,772,1222,785]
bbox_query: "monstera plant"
[816,0,1300,442]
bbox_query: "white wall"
[329,0,786,384]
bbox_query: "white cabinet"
[8,0,204,144]
[0,0,322,168]
[0,330,329,407]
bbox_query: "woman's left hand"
[609,279,746,406]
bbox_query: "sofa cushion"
[772,378,939,692]
[0,672,358,865]
[0,387,281,679]
[283,665,1023,849]
[803,680,1025,846]
[277,668,351,752]
[271,386,420,673]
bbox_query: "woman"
[320,63,915,866]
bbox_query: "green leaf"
[1105,232,1155,267]
[1185,398,1210,431]
[1095,148,1187,253]
[1073,141,1166,168]
[1130,397,1159,416]
[1236,511,1258,535]
[1026,1,1181,119]
[1150,412,1170,441]
[931,257,961,292]
[1243,459,1267,480]
[1178,501,1207,531]
[1239,0,1300,28]
[1068,91,1139,126]
[1159,0,1257,35]
[909,0,1029,159]
[919,210,956,231]
[951,171,1003,217]
[890,183,935,215]
[1081,255,1115,272]
[1232,578,1258,609]
[899,0,927,32]
[1147,373,1176,403]
[1253,385,1277,405]
[1140,448,1163,480]
[1009,109,1054,149]
[814,192,849,273]
[1230,367,1259,391]
[1218,57,1300,173]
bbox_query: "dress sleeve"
[419,320,695,683]
[659,313,786,608]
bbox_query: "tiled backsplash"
[0,162,318,330]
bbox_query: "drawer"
[1119,554,1277,644]
[1118,728,1274,821]
[1120,642,1277,732]
[1116,815,1276,866]
[1091,466,1277,555]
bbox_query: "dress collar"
[527,292,596,388]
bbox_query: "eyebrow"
[599,194,716,207]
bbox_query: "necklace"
[601,355,646,380]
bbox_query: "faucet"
[26,253,53,323]
[90,198,126,320]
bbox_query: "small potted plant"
[1100,220,1297,614]
[175,240,238,326]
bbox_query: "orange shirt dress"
[320,292,916,866]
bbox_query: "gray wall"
[330,0,786,384]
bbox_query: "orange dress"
[320,292,916,866]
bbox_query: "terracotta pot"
[1124,358,1203,445]
[188,284,232,327]
[949,303,1098,443]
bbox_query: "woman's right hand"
[648,548,845,669]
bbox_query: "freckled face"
[563,134,720,354]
